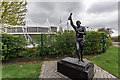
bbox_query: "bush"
[1,33,27,60]
[1,31,111,60]
[54,31,76,55]
[36,31,111,56]
[84,31,111,54]
[18,48,37,58]
[111,36,120,42]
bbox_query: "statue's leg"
[80,40,84,62]
[76,41,80,62]
[80,45,84,62]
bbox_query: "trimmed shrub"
[52,31,76,55]
[18,48,37,58]
[1,33,27,60]
[1,31,111,60]
[84,31,111,54]
[36,31,111,56]
[111,36,120,42]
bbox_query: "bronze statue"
[68,13,86,62]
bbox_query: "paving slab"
[39,61,117,79]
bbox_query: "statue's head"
[76,20,81,27]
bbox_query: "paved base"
[39,61,117,79]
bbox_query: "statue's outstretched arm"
[68,13,76,31]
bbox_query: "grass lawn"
[89,46,119,78]
[2,62,42,79]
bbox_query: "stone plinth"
[57,57,94,80]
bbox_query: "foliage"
[35,34,58,56]
[89,46,119,78]
[84,31,111,54]
[54,31,76,55]
[18,48,37,58]
[0,1,27,29]
[36,31,111,56]
[97,28,113,35]
[2,62,42,78]
[1,33,27,60]
[111,35,120,42]
[1,31,111,60]
[35,32,76,56]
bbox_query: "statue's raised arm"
[68,13,76,31]
[68,13,86,62]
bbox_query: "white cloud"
[26,1,118,36]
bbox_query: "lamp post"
[41,33,43,60]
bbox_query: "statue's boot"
[77,51,80,63]
[81,53,84,62]
[78,58,80,63]
[81,59,84,62]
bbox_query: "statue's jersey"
[75,27,85,38]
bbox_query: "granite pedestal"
[57,57,94,80]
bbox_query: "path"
[39,61,117,79]
[112,42,120,47]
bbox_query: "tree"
[111,35,120,42]
[0,0,27,31]
[97,28,113,35]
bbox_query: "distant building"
[3,25,57,42]
[5,26,57,34]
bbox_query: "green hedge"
[1,31,111,60]
[111,36,120,42]
[35,31,76,56]
[36,31,111,56]
[1,33,27,60]
[84,31,111,54]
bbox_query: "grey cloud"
[57,2,83,12]
[87,20,118,33]
[87,2,118,14]
[27,2,83,26]
[26,2,118,36]
[32,2,56,12]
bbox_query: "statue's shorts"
[76,38,85,54]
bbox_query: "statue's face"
[76,21,81,27]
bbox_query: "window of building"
[27,27,37,32]
[38,27,48,33]
[17,27,23,33]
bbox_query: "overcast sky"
[26,0,118,36]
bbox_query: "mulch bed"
[2,54,100,66]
